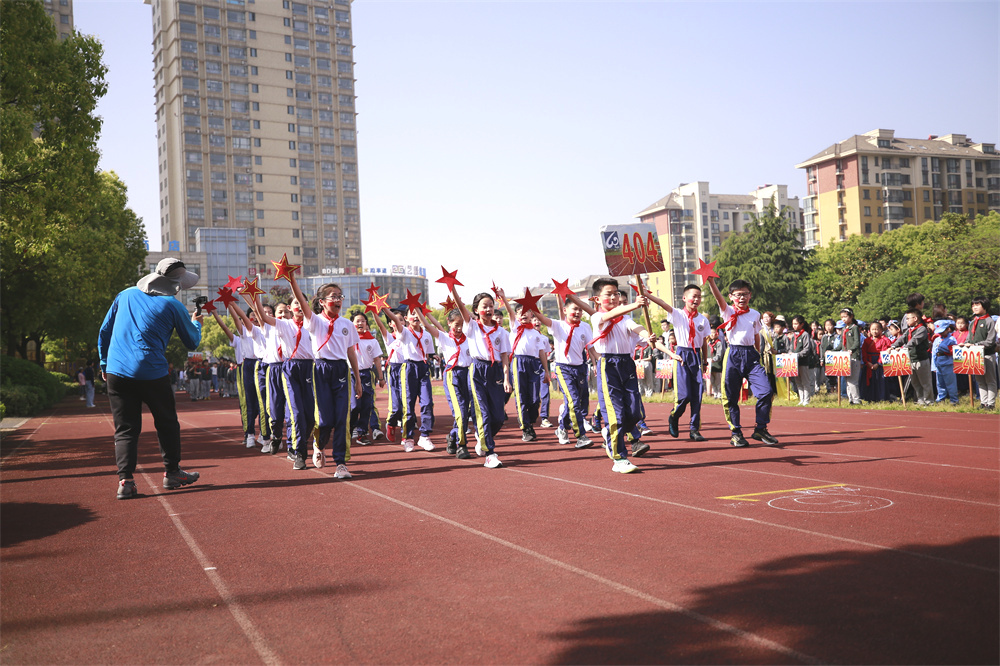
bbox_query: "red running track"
[2,392,998,664]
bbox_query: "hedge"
[0,356,71,416]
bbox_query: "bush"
[0,356,67,409]
[0,385,46,416]
[0,402,6,420]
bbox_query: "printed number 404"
[621,232,659,265]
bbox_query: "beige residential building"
[43,0,74,39]
[635,182,802,306]
[148,0,362,292]
[796,129,1000,249]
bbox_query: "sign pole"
[633,276,654,335]
[899,376,907,409]
[838,377,842,407]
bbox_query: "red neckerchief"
[564,320,580,357]
[793,331,805,350]
[511,322,535,354]
[723,307,749,332]
[841,324,852,348]
[316,314,337,352]
[588,313,623,348]
[290,319,304,358]
[684,308,698,345]
[477,320,500,362]
[447,331,467,370]
[971,314,990,337]
[408,326,426,361]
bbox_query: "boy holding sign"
[644,286,711,442]
[706,276,777,448]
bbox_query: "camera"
[193,295,209,316]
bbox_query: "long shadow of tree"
[548,536,999,665]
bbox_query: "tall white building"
[636,182,803,305]
[147,0,362,291]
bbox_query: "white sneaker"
[540,419,553,428]
[312,446,326,468]
[334,464,351,479]
[583,420,594,433]
[556,428,571,445]
[402,439,415,453]
[245,434,256,448]
[287,449,296,462]
[257,434,267,445]
[261,440,272,454]
[601,426,610,448]
[417,435,434,451]
[475,438,485,457]
[613,458,638,474]
[372,429,385,441]
[484,453,502,468]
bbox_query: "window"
[337,77,352,90]
[204,24,221,38]
[233,137,251,150]
[227,10,245,23]
[208,134,225,147]
[339,112,354,125]
[230,65,248,77]
[299,160,314,171]
[234,173,251,185]
[187,188,204,200]
[293,20,308,32]
[231,100,249,113]
[864,206,871,216]
[185,151,202,164]
[185,132,201,145]
[182,76,199,90]
[322,196,336,206]
[179,21,197,34]
[295,55,310,68]
[204,6,220,19]
[231,83,249,95]
[181,39,198,53]
[228,28,246,41]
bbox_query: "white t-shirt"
[306,313,359,361]
[551,320,592,365]
[590,311,643,355]
[354,335,383,370]
[719,305,761,347]
[274,318,314,360]
[396,326,435,362]
[509,326,547,357]
[239,329,258,360]
[463,318,512,362]
[260,323,285,364]
[667,308,711,349]
[435,330,471,369]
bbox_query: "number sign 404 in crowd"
[600,223,666,277]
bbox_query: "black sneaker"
[730,432,750,448]
[117,478,137,500]
[668,414,679,438]
[163,469,200,490]
[446,437,457,455]
[751,428,779,446]
[631,441,650,457]
[293,453,307,470]
[689,430,706,442]
[456,446,471,459]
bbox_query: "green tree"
[800,235,900,321]
[712,199,812,313]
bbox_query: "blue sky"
[76,1,998,304]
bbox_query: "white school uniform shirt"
[239,329,258,360]
[380,331,402,365]
[248,325,268,360]
[435,330,471,369]
[719,305,761,347]
[396,326,435,362]
[273,318,314,360]
[589,311,643,355]
[463,318,512,362]
[260,323,284,364]
[667,308,711,349]
[509,326,547,358]
[551,320,592,366]
[354,334,382,370]
[232,336,245,364]
[306,313,359,361]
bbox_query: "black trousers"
[107,373,182,479]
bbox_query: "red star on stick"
[224,275,243,292]
[513,287,543,315]
[201,299,218,315]
[629,277,647,294]
[490,281,501,298]
[271,253,301,283]
[419,301,433,316]
[365,282,380,299]
[439,296,458,311]
[239,276,265,298]
[370,292,390,314]
[692,258,719,283]
[216,287,239,309]
[435,266,463,290]
[400,289,423,313]
[550,278,574,302]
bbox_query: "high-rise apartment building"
[636,182,802,306]
[148,0,362,293]
[796,129,1000,249]
[43,0,74,39]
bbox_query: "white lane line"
[140,471,281,666]
[502,468,999,575]
[342,477,823,665]
[774,447,997,473]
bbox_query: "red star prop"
[550,278,574,302]
[439,296,458,311]
[692,258,719,283]
[490,281,501,298]
[365,282,380,299]
[201,299,218,315]
[419,300,433,316]
[370,292,390,314]
[271,253,301,283]
[513,287,543,315]
[224,275,243,292]
[216,287,239,309]
[629,278,647,294]
[400,289,423,313]
[435,266,464,290]
[239,276,265,298]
